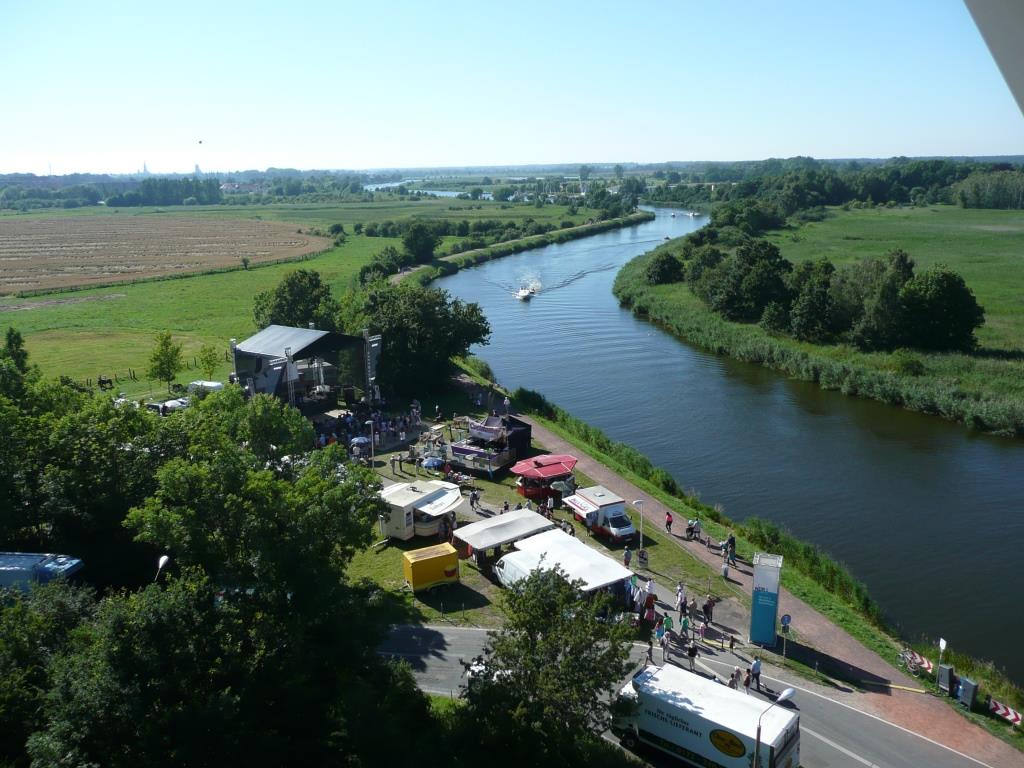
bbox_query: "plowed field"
[0,215,331,294]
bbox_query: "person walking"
[623,547,632,568]
[689,596,698,619]
[660,631,670,664]
[698,620,707,644]
[680,615,690,640]
[662,612,674,640]
[728,666,740,689]
[503,395,511,415]
[675,581,687,618]
[646,639,654,665]
[646,577,656,602]
[743,668,752,695]
[703,595,714,625]
[501,500,509,515]
[687,640,699,672]
[751,656,762,692]
[665,512,673,534]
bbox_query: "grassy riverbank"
[407,211,656,285]
[507,384,1024,746]
[613,240,1024,436]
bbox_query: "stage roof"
[235,325,362,359]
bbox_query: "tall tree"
[0,581,96,766]
[197,344,220,381]
[787,259,836,342]
[459,568,633,764]
[852,249,915,351]
[349,283,490,395]
[146,331,184,392]
[899,265,985,351]
[252,269,340,331]
[402,222,439,264]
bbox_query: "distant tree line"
[0,184,104,210]
[106,177,223,207]
[362,216,565,245]
[953,169,1024,209]
[648,237,985,353]
[646,158,1024,222]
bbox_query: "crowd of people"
[629,572,765,694]
[312,403,422,453]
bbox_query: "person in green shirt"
[680,615,690,639]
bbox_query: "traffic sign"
[780,614,791,627]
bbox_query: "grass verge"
[613,241,1024,436]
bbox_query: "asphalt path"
[380,625,997,768]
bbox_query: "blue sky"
[2,0,1022,174]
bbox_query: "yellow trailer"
[403,543,460,592]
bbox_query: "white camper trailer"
[379,481,463,541]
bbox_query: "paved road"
[380,625,997,768]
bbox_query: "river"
[435,207,1024,684]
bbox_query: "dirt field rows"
[0,215,331,294]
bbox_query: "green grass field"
[0,199,595,398]
[763,205,1024,352]
[0,197,596,229]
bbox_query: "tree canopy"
[343,282,490,395]
[146,331,184,391]
[252,269,340,331]
[402,222,440,264]
[680,238,985,354]
[460,567,633,763]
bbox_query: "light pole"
[154,554,170,583]
[633,499,648,567]
[633,499,644,546]
[365,420,375,468]
[755,687,795,768]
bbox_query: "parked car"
[145,397,190,415]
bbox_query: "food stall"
[509,454,578,502]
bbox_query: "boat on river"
[515,286,535,301]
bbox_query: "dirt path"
[517,413,1022,768]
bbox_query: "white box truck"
[612,664,800,768]
[562,485,637,544]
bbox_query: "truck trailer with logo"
[612,664,800,768]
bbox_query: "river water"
[436,207,1024,683]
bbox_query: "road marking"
[802,726,881,767]
[698,657,998,768]
[403,627,999,768]
[423,624,490,632]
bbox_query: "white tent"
[513,528,632,592]
[454,509,554,551]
